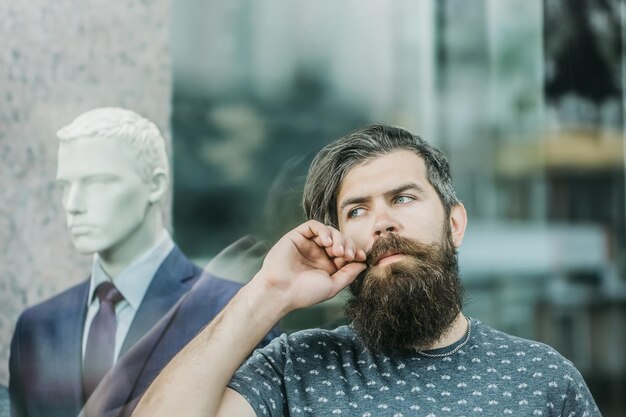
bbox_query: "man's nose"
[372,210,399,238]
[63,184,86,214]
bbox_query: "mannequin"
[8,108,252,417]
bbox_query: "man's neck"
[418,312,468,351]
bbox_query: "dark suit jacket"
[8,247,207,417]
[80,266,280,417]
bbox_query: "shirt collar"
[88,230,175,310]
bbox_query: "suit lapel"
[118,246,196,357]
[56,280,90,412]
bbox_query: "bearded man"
[133,125,600,417]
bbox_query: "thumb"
[329,262,367,296]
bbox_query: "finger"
[341,237,360,262]
[296,220,333,247]
[331,245,363,269]
[320,236,345,259]
[355,248,367,262]
[328,262,367,297]
[333,234,365,263]
[295,220,361,263]
[328,228,346,258]
[292,237,339,274]
[304,225,344,258]
[332,256,347,270]
[311,232,335,251]
[314,226,347,259]
[341,234,366,262]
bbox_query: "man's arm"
[133,220,367,417]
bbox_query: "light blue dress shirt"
[81,230,175,364]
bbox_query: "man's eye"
[348,207,365,218]
[88,177,116,185]
[395,195,414,204]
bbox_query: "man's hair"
[56,107,169,181]
[303,124,460,227]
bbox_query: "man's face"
[56,137,151,255]
[336,150,466,354]
[337,150,453,254]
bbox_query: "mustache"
[366,234,444,267]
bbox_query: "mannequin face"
[56,137,153,255]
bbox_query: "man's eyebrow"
[339,182,427,212]
[339,195,371,212]
[385,182,427,197]
[86,173,118,180]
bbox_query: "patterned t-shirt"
[228,319,601,416]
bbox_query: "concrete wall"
[0,0,171,384]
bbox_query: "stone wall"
[0,0,171,384]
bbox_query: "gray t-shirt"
[228,319,600,416]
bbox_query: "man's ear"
[148,168,168,204]
[449,203,467,248]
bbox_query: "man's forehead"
[56,137,136,177]
[337,150,430,199]
[58,135,136,156]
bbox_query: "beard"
[345,231,464,356]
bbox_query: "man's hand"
[255,220,367,313]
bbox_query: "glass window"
[171,2,626,414]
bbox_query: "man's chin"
[73,247,98,255]
[71,238,104,255]
[347,243,463,355]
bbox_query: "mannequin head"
[55,108,169,262]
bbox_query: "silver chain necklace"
[416,317,472,358]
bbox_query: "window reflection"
[171,1,626,414]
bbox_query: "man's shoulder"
[12,279,89,344]
[474,320,599,414]
[17,279,89,324]
[473,320,578,369]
